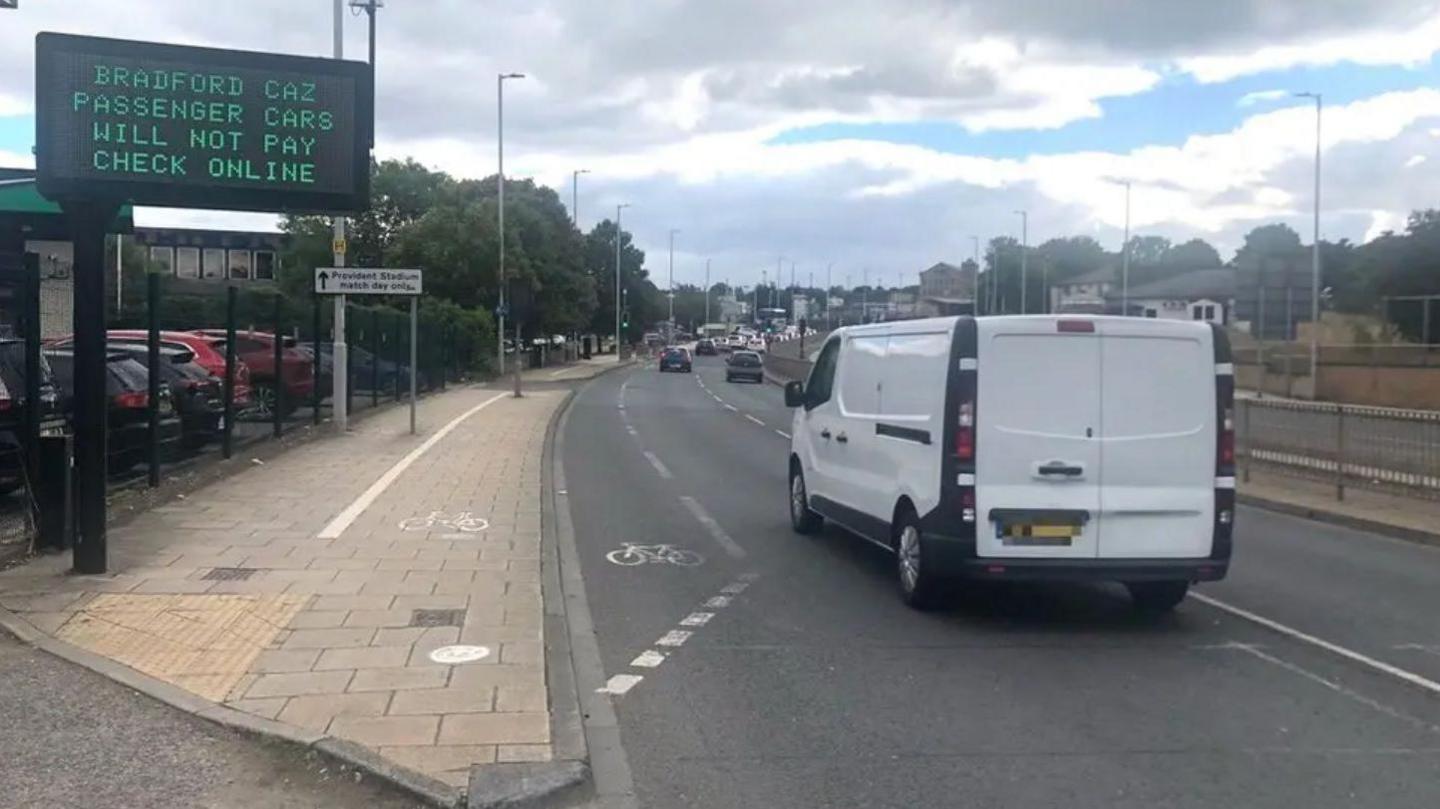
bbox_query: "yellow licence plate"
[1001,523,1078,545]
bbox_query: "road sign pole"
[409,296,418,435]
[333,234,347,432]
[63,199,118,575]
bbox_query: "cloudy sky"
[2,1,1438,288]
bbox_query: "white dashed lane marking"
[724,404,738,412]
[643,451,674,480]
[679,495,748,559]
[745,414,765,426]
[598,674,644,695]
[705,596,731,608]
[775,429,791,439]
[656,630,693,647]
[631,651,667,668]
[680,612,714,627]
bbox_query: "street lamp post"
[704,258,711,326]
[331,0,349,432]
[1014,210,1028,314]
[571,168,590,226]
[497,72,524,388]
[1120,180,1132,316]
[825,262,833,329]
[969,235,981,315]
[615,203,630,360]
[667,229,680,334]
[1296,91,1323,393]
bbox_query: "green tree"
[1125,235,1173,267]
[584,219,651,341]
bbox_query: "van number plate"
[999,523,1077,546]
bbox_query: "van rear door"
[975,319,1101,559]
[1097,320,1215,558]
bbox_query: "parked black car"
[104,343,225,449]
[0,339,64,495]
[725,350,764,383]
[43,348,183,472]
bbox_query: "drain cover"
[428,645,491,664]
[201,567,257,581]
[410,608,465,628]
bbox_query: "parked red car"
[48,329,252,407]
[194,329,314,417]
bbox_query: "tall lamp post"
[571,168,590,226]
[615,203,630,360]
[1296,91,1323,392]
[969,235,981,315]
[667,229,680,334]
[497,71,524,385]
[1119,180,1132,316]
[331,0,349,431]
[704,258,712,326]
[825,262,834,329]
[1014,210,1028,315]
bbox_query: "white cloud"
[1238,89,1288,107]
[1178,12,1440,83]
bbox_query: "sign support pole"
[409,297,418,435]
[63,199,118,575]
[332,0,349,433]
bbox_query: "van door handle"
[1037,462,1083,477]
[835,432,849,444]
[820,428,832,440]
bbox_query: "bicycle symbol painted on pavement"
[398,511,491,533]
[605,543,705,567]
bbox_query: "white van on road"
[784,315,1235,611]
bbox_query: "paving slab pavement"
[0,380,576,802]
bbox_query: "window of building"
[1204,304,1216,320]
[149,246,174,276]
[202,248,226,279]
[254,250,276,280]
[228,250,252,280]
[1144,308,1158,318]
[176,247,200,279]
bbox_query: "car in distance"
[658,347,693,373]
[725,350,764,383]
[694,338,718,356]
[44,347,184,472]
[784,315,1234,613]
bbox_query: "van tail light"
[1057,319,1095,333]
[114,391,148,409]
[1219,406,1235,466]
[955,401,975,460]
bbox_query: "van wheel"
[788,467,823,535]
[895,510,941,610]
[1126,581,1189,613]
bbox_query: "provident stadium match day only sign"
[35,33,373,213]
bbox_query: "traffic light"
[622,308,630,329]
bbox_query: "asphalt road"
[564,353,1440,809]
[0,632,425,809]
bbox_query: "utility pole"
[862,269,869,323]
[1297,91,1323,395]
[571,168,590,226]
[704,258,711,326]
[1120,180,1132,316]
[1014,210,1029,314]
[825,262,833,329]
[332,0,349,432]
[615,203,629,360]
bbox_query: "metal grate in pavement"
[201,567,258,581]
[410,608,465,628]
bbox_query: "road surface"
[563,353,1440,809]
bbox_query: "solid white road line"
[775,429,791,439]
[1234,643,1440,731]
[597,674,644,695]
[317,392,508,539]
[1193,592,1440,697]
[745,414,765,426]
[679,496,748,559]
[643,451,674,480]
[630,650,667,668]
[656,630,692,647]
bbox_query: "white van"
[784,315,1235,611]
